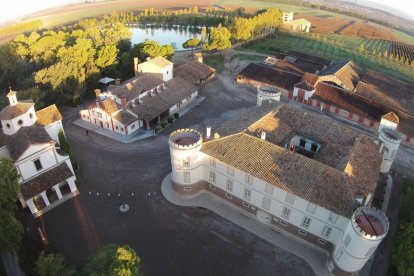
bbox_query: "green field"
[392,29,414,45]
[238,32,414,84]
[204,54,225,72]
[214,0,348,18]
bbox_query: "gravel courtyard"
[21,76,315,276]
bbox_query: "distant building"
[167,104,391,275]
[0,91,78,217]
[283,11,311,33]
[80,57,215,134]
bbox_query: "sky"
[0,0,413,24]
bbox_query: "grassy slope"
[392,29,414,45]
[239,32,414,84]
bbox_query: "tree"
[182,38,200,54]
[231,17,254,41]
[200,26,207,44]
[392,221,414,276]
[84,244,141,276]
[135,40,174,60]
[0,157,23,252]
[358,43,365,53]
[0,157,20,212]
[203,24,231,51]
[35,251,76,276]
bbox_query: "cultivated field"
[390,41,414,63]
[338,21,397,41]
[238,32,414,84]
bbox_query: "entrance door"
[256,210,271,224]
[100,121,103,128]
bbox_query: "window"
[225,193,232,199]
[281,207,291,219]
[98,113,102,118]
[226,179,233,192]
[209,171,216,183]
[243,188,251,201]
[209,184,216,190]
[327,212,339,224]
[344,234,352,248]
[301,216,312,229]
[18,119,23,125]
[245,173,253,185]
[318,239,326,245]
[285,192,295,204]
[335,248,344,261]
[322,226,332,238]
[365,247,376,257]
[115,126,119,130]
[6,123,10,128]
[265,183,274,195]
[34,159,43,171]
[29,113,33,118]
[227,165,234,176]
[262,197,271,210]
[306,202,317,214]
[280,220,288,226]
[120,127,124,132]
[299,139,306,147]
[209,157,216,167]
[106,123,109,128]
[183,157,190,167]
[184,187,192,192]
[242,201,250,208]
[298,229,307,236]
[131,124,136,129]
[184,172,191,183]
[311,143,318,152]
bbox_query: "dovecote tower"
[169,129,203,193]
[257,86,281,107]
[331,206,389,274]
[378,128,401,173]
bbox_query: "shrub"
[161,122,167,128]
[168,116,173,123]
[155,126,162,133]
[174,113,179,119]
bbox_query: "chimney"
[94,89,101,100]
[261,131,266,140]
[7,90,17,106]
[115,78,121,85]
[121,96,128,109]
[206,126,211,139]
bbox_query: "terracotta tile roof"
[20,162,73,200]
[35,104,62,126]
[174,61,215,84]
[201,132,358,217]
[246,105,374,171]
[109,75,164,102]
[295,81,314,91]
[319,60,362,91]
[0,100,34,120]
[147,56,173,68]
[382,112,399,124]
[238,63,302,90]
[112,110,137,126]
[312,82,383,121]
[302,73,319,86]
[6,126,53,161]
[98,98,120,114]
[133,77,197,121]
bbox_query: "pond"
[129,25,201,51]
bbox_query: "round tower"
[169,129,203,194]
[257,86,281,107]
[378,128,401,173]
[331,206,389,274]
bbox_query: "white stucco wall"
[16,144,58,181]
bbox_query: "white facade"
[168,129,389,275]
[0,92,78,217]
[137,57,173,82]
[283,12,294,22]
[378,128,401,173]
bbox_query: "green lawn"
[204,54,225,73]
[239,32,414,84]
[233,53,265,61]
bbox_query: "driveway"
[22,76,315,276]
